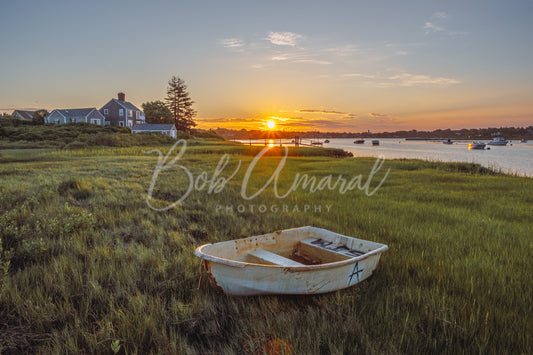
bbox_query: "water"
[237,138,533,177]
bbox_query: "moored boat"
[324,139,330,143]
[371,140,380,146]
[519,139,528,143]
[443,139,453,144]
[487,137,508,146]
[354,138,365,144]
[468,141,486,150]
[195,226,388,296]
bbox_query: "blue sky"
[1,0,532,131]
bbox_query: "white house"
[131,123,177,139]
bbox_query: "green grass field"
[0,141,531,354]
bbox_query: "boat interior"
[244,238,365,266]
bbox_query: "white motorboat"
[487,137,508,146]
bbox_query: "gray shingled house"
[45,108,106,125]
[99,92,145,127]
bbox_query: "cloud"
[356,72,460,88]
[266,32,302,46]
[432,11,448,19]
[387,73,460,86]
[269,52,332,65]
[220,38,244,48]
[424,22,444,34]
[423,12,466,37]
[369,113,387,118]
[343,73,376,79]
[297,109,358,118]
[293,59,332,65]
[324,45,358,56]
[1,106,40,112]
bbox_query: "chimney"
[118,92,125,101]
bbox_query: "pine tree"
[165,76,197,132]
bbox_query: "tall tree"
[32,109,49,124]
[165,76,197,132]
[141,101,174,124]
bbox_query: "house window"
[136,111,139,118]
[104,109,108,115]
[90,118,101,125]
[119,109,124,117]
[128,110,133,117]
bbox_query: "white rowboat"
[195,226,388,296]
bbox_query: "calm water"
[238,138,533,177]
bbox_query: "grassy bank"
[0,142,531,354]
[0,122,224,150]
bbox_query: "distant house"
[131,123,177,139]
[12,110,35,120]
[100,92,145,127]
[45,108,106,125]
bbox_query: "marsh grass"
[0,143,531,354]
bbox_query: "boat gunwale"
[194,243,388,271]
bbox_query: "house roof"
[56,108,94,118]
[49,108,102,120]
[132,123,175,131]
[12,110,35,119]
[112,99,143,113]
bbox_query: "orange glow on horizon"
[195,102,533,133]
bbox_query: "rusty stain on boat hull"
[203,260,225,294]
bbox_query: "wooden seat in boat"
[248,249,304,266]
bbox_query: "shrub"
[193,129,225,140]
[63,141,88,149]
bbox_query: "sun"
[267,120,275,129]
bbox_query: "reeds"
[0,144,531,353]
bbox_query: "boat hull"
[195,226,388,296]
[468,142,486,150]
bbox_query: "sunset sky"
[1,0,532,132]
